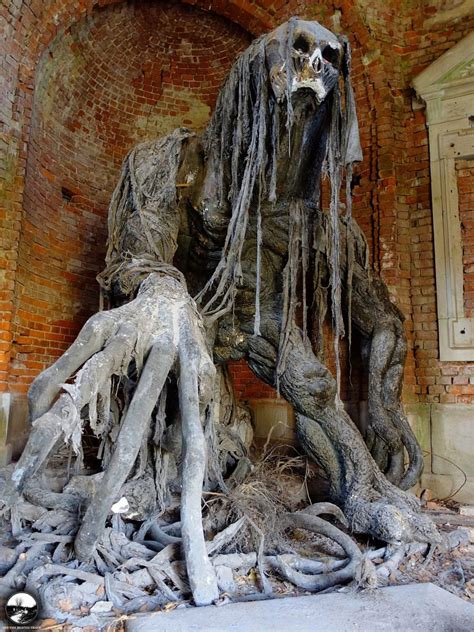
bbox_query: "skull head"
[266,19,343,104]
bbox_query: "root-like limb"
[74,335,176,562]
[2,271,218,608]
[178,320,219,606]
[28,312,117,422]
[296,409,439,544]
[2,321,136,507]
[367,322,406,484]
[349,263,424,490]
[247,324,439,546]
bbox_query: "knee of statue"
[310,373,337,404]
[292,360,337,405]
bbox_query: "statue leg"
[246,323,438,545]
[348,263,423,490]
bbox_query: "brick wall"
[458,159,474,318]
[0,0,473,408]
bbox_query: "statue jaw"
[292,76,328,103]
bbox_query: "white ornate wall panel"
[414,32,474,360]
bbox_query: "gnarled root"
[268,503,373,592]
[207,503,375,594]
[296,410,440,546]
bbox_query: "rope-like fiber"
[97,129,192,300]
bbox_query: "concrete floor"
[126,583,474,632]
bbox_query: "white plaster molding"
[0,392,12,466]
[407,403,474,504]
[413,33,474,361]
[412,31,474,96]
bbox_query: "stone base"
[406,402,474,504]
[0,392,29,462]
[421,472,474,504]
[0,442,12,467]
[0,392,12,466]
[125,583,474,632]
[248,398,295,445]
[8,393,29,459]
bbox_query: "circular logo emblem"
[5,592,39,626]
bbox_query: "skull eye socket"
[322,44,340,66]
[293,35,310,54]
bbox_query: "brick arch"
[2,0,369,153]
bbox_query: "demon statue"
[1,19,439,609]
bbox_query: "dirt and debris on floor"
[396,497,474,602]
[1,456,473,632]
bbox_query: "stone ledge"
[125,583,474,632]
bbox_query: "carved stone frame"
[413,32,474,361]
